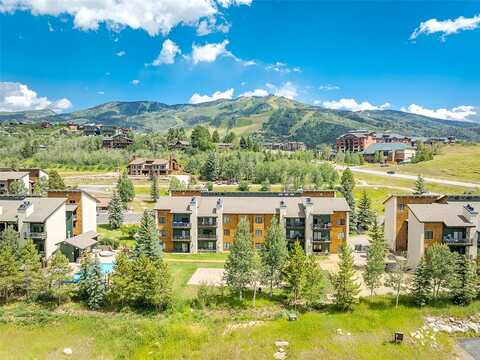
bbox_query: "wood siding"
[330,211,348,253]
[157,210,174,252]
[222,213,276,247]
[47,191,83,236]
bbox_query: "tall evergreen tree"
[78,254,106,309]
[261,218,288,297]
[414,175,427,195]
[411,257,432,306]
[48,170,65,190]
[331,245,359,311]
[363,218,386,296]
[452,255,477,306]
[224,218,255,300]
[340,168,357,232]
[0,246,20,303]
[302,255,327,309]
[201,151,219,181]
[357,191,374,231]
[117,170,135,206]
[108,191,124,229]
[283,241,307,309]
[19,239,44,301]
[109,252,132,308]
[0,226,20,254]
[45,252,72,305]
[150,176,160,201]
[135,210,162,261]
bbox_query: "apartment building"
[155,191,349,254]
[384,194,479,267]
[0,171,30,195]
[363,143,416,164]
[47,189,97,238]
[0,196,66,259]
[128,156,180,176]
[102,134,134,149]
[335,130,377,153]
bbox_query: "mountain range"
[1,96,479,146]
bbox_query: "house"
[155,190,349,254]
[0,171,30,195]
[83,124,101,136]
[376,133,412,144]
[100,125,117,136]
[127,157,181,176]
[0,168,48,192]
[40,121,52,128]
[336,130,377,153]
[363,143,416,163]
[0,196,67,259]
[83,124,118,136]
[169,140,190,150]
[47,189,97,238]
[217,143,234,151]
[406,201,478,267]
[102,134,134,149]
[96,196,111,211]
[263,142,307,152]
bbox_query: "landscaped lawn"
[2,298,479,359]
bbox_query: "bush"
[194,283,218,309]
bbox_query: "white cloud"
[196,16,230,36]
[401,104,477,121]
[265,62,301,74]
[266,82,298,100]
[189,88,234,104]
[0,82,72,112]
[131,79,140,85]
[319,84,340,91]
[96,91,105,95]
[240,89,269,97]
[411,14,480,40]
[152,39,181,66]
[47,21,54,32]
[322,98,390,112]
[116,50,126,57]
[191,40,231,64]
[0,0,251,36]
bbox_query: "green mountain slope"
[1,96,478,145]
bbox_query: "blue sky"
[0,0,479,122]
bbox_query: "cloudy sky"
[0,0,479,122]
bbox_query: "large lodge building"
[155,190,350,254]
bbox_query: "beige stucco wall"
[384,197,396,251]
[81,193,97,233]
[45,203,67,259]
[407,210,425,268]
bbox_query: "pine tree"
[109,252,132,308]
[414,175,427,195]
[261,218,288,297]
[411,257,432,306]
[108,191,124,229]
[135,209,162,261]
[283,241,307,309]
[150,176,160,201]
[85,260,106,310]
[0,226,21,254]
[48,170,65,190]
[357,191,374,231]
[385,257,409,308]
[331,245,360,311]
[202,151,219,181]
[45,252,72,305]
[19,239,44,301]
[302,255,327,309]
[224,218,255,300]
[452,255,477,306]
[212,130,220,143]
[363,218,386,296]
[341,168,357,232]
[117,170,135,207]
[0,246,20,303]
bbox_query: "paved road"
[97,211,142,225]
[458,339,480,360]
[335,165,480,189]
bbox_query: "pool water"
[72,263,114,282]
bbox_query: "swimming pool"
[72,262,115,282]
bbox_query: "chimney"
[463,204,478,223]
[18,200,34,218]
[216,198,223,211]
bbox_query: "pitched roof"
[0,171,29,181]
[64,230,99,249]
[363,143,413,155]
[0,197,66,223]
[408,203,476,227]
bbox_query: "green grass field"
[363,144,480,184]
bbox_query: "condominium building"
[0,196,66,259]
[127,156,181,176]
[335,130,377,153]
[47,189,98,238]
[384,194,479,267]
[155,191,349,254]
[0,171,30,195]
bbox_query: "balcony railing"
[443,237,473,246]
[285,221,305,228]
[313,238,331,243]
[312,223,332,231]
[198,234,217,240]
[198,221,217,227]
[173,235,191,241]
[28,232,47,239]
[172,222,191,228]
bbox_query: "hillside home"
[335,130,377,153]
[0,171,30,195]
[47,189,97,238]
[155,190,349,254]
[128,157,180,176]
[169,140,190,150]
[102,134,134,149]
[0,196,67,259]
[0,168,48,191]
[263,141,307,152]
[363,143,416,164]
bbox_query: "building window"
[69,200,76,204]
[255,243,263,250]
[255,216,263,224]
[337,218,346,226]
[158,217,166,224]
[224,242,231,250]
[398,204,405,211]
[223,216,230,224]
[224,229,230,236]
[338,232,345,240]
[159,230,167,238]
[255,229,262,237]
[424,231,433,240]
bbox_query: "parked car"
[387,170,396,175]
